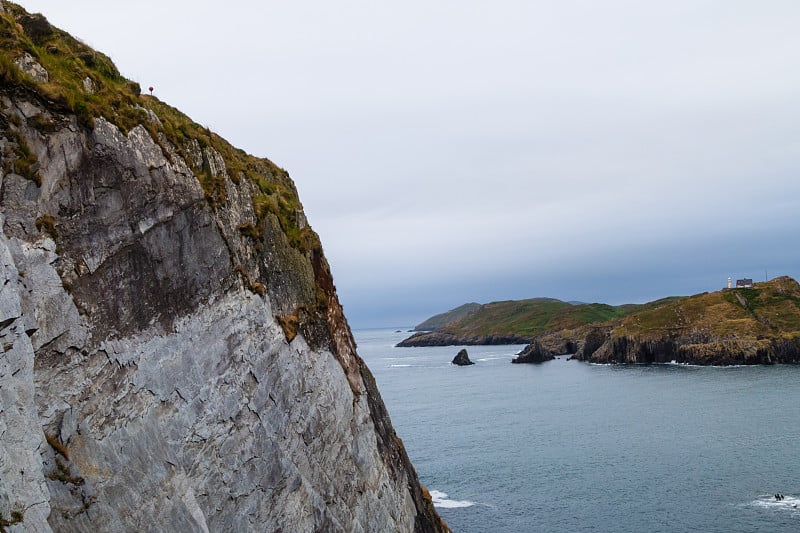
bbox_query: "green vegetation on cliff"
[414,302,480,330]
[408,277,800,364]
[0,3,316,252]
[406,296,686,344]
[566,276,800,365]
[613,276,800,340]
[444,298,624,337]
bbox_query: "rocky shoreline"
[511,342,554,364]
[396,331,532,347]
[406,276,800,367]
[570,331,800,365]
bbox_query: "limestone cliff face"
[0,4,446,531]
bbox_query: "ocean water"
[354,328,800,532]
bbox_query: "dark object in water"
[452,349,474,366]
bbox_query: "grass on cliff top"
[0,2,317,253]
[435,298,631,338]
[411,280,800,343]
[615,276,800,340]
[414,302,481,330]
[420,294,690,339]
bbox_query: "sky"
[17,1,800,327]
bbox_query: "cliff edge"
[0,3,447,531]
[569,276,800,365]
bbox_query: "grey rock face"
[13,52,49,83]
[81,77,94,94]
[511,341,554,364]
[451,348,474,366]
[0,71,446,532]
[0,220,52,532]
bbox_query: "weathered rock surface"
[451,349,474,366]
[574,332,800,365]
[0,5,447,531]
[13,52,48,83]
[511,341,554,364]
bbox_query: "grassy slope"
[414,303,481,330]
[612,276,800,340]
[412,280,799,343]
[408,280,800,348]
[0,3,317,252]
[431,298,672,338]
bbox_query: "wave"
[750,494,800,513]
[476,355,516,362]
[389,364,412,368]
[429,490,475,509]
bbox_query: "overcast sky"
[19,1,800,327]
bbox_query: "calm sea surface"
[354,328,800,533]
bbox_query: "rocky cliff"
[510,342,554,364]
[0,4,447,531]
[565,277,800,365]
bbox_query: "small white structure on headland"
[725,277,754,290]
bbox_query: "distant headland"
[398,276,800,365]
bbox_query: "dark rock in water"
[452,349,475,366]
[512,341,555,364]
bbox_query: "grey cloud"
[22,0,800,326]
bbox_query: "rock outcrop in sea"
[511,341,554,364]
[451,349,474,366]
[0,4,447,531]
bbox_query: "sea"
[354,328,800,533]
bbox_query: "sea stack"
[452,349,475,366]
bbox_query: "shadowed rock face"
[511,342,554,364]
[452,349,474,366]
[0,5,447,531]
[575,333,800,365]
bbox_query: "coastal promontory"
[566,276,800,365]
[403,275,800,367]
[398,297,680,348]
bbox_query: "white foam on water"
[429,490,475,509]
[389,364,412,368]
[749,494,800,515]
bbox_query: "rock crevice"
[0,6,447,530]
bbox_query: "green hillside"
[613,276,800,340]
[414,302,480,330]
[402,296,688,346]
[439,298,621,337]
[564,276,800,364]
